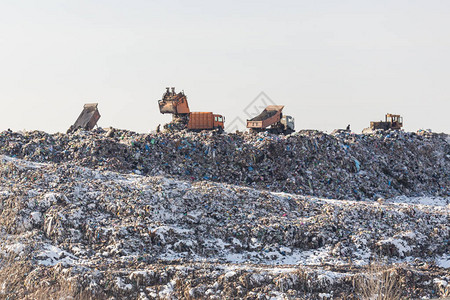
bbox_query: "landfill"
[0,128,449,299]
[0,128,448,200]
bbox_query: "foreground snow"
[0,155,449,299]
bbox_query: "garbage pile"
[0,128,448,200]
[2,260,449,300]
[0,155,449,298]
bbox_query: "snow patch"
[116,277,133,291]
[5,243,25,254]
[388,196,449,207]
[435,254,450,269]
[36,244,78,266]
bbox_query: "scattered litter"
[0,128,448,299]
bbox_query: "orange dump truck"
[247,105,295,134]
[187,112,225,131]
[158,87,225,132]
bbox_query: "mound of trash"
[0,128,449,201]
[0,155,449,299]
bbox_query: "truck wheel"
[285,128,294,135]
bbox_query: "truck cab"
[386,114,403,130]
[213,114,225,130]
[281,115,295,132]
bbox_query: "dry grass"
[0,256,32,299]
[353,263,402,300]
[435,280,450,298]
[0,256,104,300]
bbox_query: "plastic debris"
[0,128,448,299]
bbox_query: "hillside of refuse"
[0,128,449,201]
[0,154,449,299]
[0,129,449,299]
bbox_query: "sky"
[0,0,449,134]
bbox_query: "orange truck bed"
[187,112,224,130]
[158,88,190,115]
[158,93,189,114]
[247,105,284,129]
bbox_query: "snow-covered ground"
[387,195,449,207]
[0,155,449,299]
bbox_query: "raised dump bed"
[158,87,190,115]
[68,103,101,133]
[247,105,284,129]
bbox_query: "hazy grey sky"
[1,0,449,134]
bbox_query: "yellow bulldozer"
[369,113,403,131]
